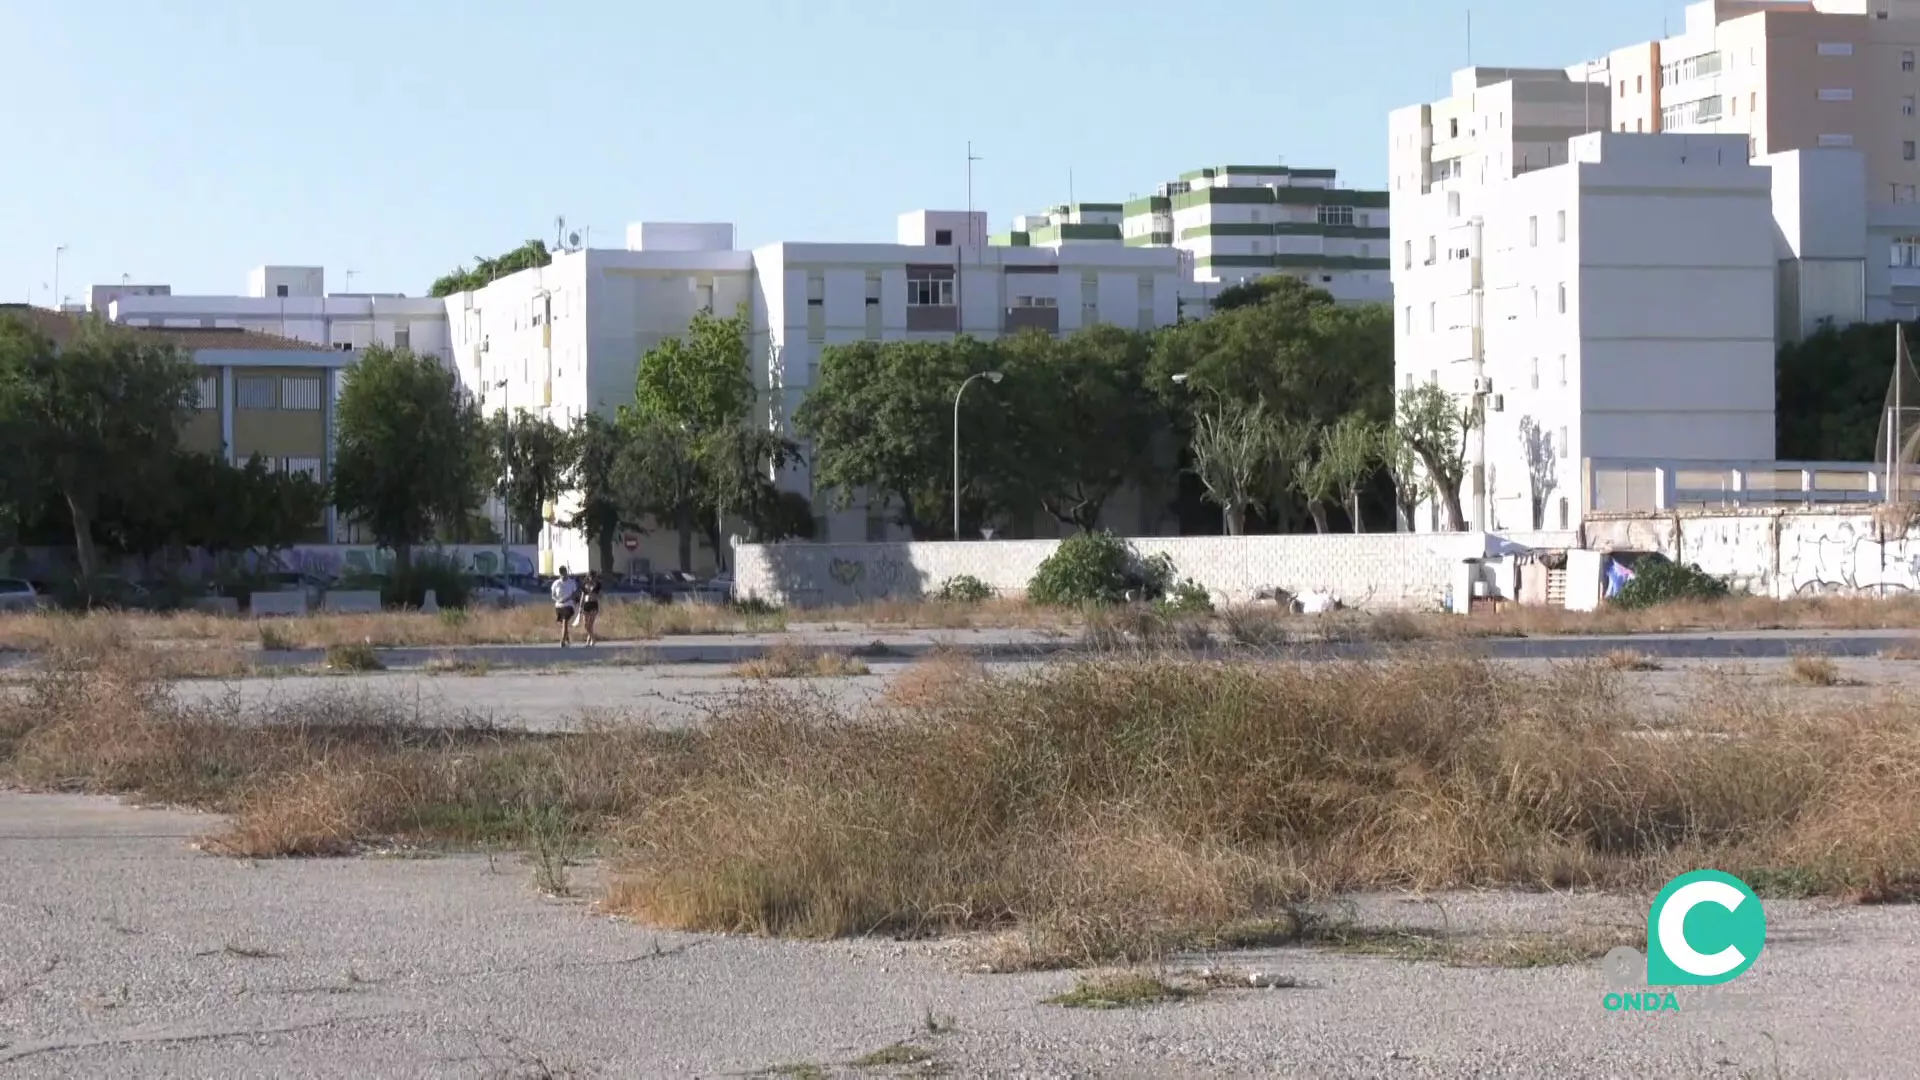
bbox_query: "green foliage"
[1311,412,1382,533]
[936,574,993,603]
[1187,401,1295,535]
[331,344,489,573]
[385,553,472,610]
[0,314,201,577]
[487,409,572,542]
[1776,320,1913,461]
[562,412,631,570]
[632,307,755,433]
[1613,559,1731,609]
[1160,578,1214,614]
[428,240,553,298]
[996,326,1165,531]
[1027,531,1176,607]
[796,336,1008,538]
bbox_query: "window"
[1448,117,1459,138]
[1530,357,1539,389]
[1906,141,1917,162]
[1905,96,1916,116]
[1818,88,1854,101]
[905,268,954,306]
[1403,305,1413,334]
[1559,498,1570,530]
[1316,204,1354,227]
[1904,50,1915,71]
[275,284,289,298]
[1557,283,1568,314]
[1446,191,1461,217]
[806,274,825,343]
[1559,354,1568,386]
[1425,235,1437,264]
[1427,301,1437,331]
[1528,216,1539,247]
[1891,235,1920,267]
[1558,427,1569,459]
[1636,118,1645,132]
[281,457,323,481]
[1636,75,1644,93]
[1530,287,1539,317]
[195,375,217,410]
[1819,134,1855,147]
[864,272,882,339]
[1404,373,1414,390]
[1659,51,1723,87]
[1618,80,1627,98]
[1819,42,1854,56]
[1660,95,1724,128]
[280,376,322,411]
[933,229,953,246]
[1556,209,1566,242]
[236,376,275,409]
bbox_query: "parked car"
[0,577,44,612]
[599,577,656,604]
[468,575,541,608]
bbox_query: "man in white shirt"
[550,567,580,647]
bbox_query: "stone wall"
[1584,507,1920,598]
[732,533,1494,609]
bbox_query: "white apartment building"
[453,210,1192,574]
[998,167,1391,306]
[1391,130,1778,533]
[99,265,453,364]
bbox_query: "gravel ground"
[146,651,1920,731]
[0,793,1914,1078]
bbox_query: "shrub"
[1613,558,1730,609]
[1160,579,1214,615]
[937,574,993,603]
[1027,532,1177,607]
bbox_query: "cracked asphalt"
[2,792,1918,1078]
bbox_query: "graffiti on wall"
[1783,519,1920,595]
[281,545,537,579]
[823,555,912,599]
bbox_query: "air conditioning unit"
[1490,393,1505,412]
[1472,376,1493,393]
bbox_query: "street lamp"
[953,370,1003,538]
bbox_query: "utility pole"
[52,245,67,310]
[959,141,982,336]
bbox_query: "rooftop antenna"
[554,215,567,250]
[344,269,358,293]
[1466,9,1473,67]
[966,141,983,246]
[1069,166,1075,208]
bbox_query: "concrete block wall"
[732,533,1493,609]
[1584,508,1920,599]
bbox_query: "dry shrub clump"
[0,648,680,858]
[605,653,1920,965]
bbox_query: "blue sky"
[3,0,1678,300]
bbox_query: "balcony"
[1433,255,1481,296]
[1430,324,1482,364]
[1003,306,1060,334]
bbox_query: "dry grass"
[1602,649,1662,672]
[7,641,1920,969]
[1789,653,1843,687]
[1881,640,1920,660]
[882,651,986,708]
[733,647,871,679]
[6,591,1920,656]
[1047,971,1194,1009]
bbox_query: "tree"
[1189,401,1280,536]
[487,409,572,544]
[633,307,755,432]
[1394,382,1475,532]
[796,337,1006,539]
[1315,413,1381,533]
[0,315,199,578]
[1380,424,1427,533]
[1776,320,1912,461]
[998,327,1167,532]
[331,344,488,576]
[429,240,553,298]
[561,412,631,572]
[696,423,801,556]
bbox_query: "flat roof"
[0,305,333,353]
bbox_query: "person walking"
[550,566,580,647]
[579,571,603,646]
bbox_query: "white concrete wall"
[1584,508,1920,598]
[732,533,1493,609]
[110,292,452,364]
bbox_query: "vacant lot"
[6,591,1920,655]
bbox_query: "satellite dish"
[568,231,581,248]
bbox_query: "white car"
[468,575,541,608]
[0,578,43,612]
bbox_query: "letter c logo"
[1657,879,1747,978]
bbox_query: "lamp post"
[52,245,67,310]
[953,370,1002,538]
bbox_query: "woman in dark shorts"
[579,571,603,645]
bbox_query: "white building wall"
[1394,130,1776,533]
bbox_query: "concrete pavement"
[1,792,1915,1077]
